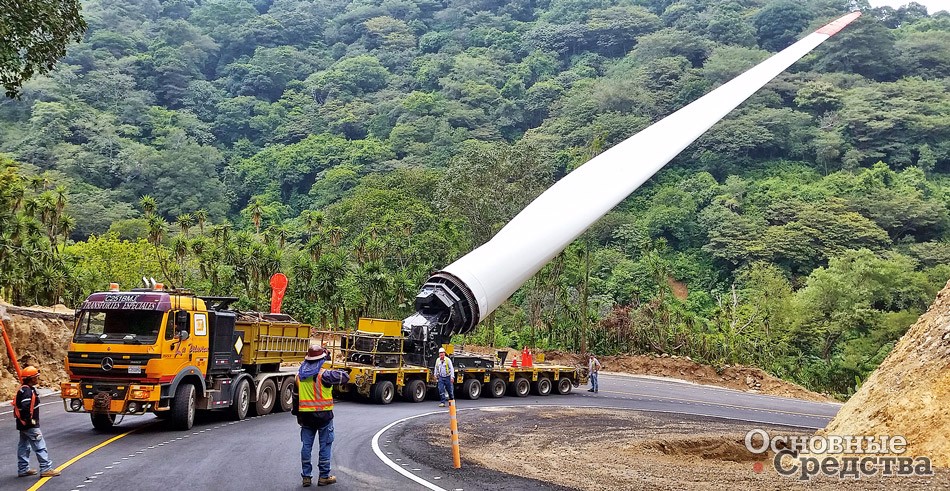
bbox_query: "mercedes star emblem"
[101,357,114,371]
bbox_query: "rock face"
[821,279,950,467]
[0,304,73,399]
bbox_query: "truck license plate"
[128,366,141,374]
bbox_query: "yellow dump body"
[236,319,311,365]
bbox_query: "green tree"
[0,0,87,98]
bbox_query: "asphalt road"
[0,373,841,491]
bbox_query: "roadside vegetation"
[1,0,949,397]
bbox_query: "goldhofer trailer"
[313,319,587,405]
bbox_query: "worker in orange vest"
[13,366,60,478]
[293,344,349,487]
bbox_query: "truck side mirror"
[175,311,190,341]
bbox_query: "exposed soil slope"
[0,303,74,399]
[821,279,950,467]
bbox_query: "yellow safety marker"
[448,399,461,468]
[28,425,150,491]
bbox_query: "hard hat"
[438,347,446,353]
[304,344,327,361]
[21,366,39,378]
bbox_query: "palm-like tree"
[177,213,194,238]
[250,199,264,234]
[193,209,208,234]
[139,195,157,217]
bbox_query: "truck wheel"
[91,413,115,431]
[371,380,395,405]
[253,379,276,416]
[402,379,426,403]
[462,379,481,400]
[533,376,552,396]
[277,377,294,412]
[230,379,250,421]
[171,383,196,430]
[508,377,530,397]
[556,377,573,395]
[487,378,506,398]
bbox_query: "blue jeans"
[437,376,454,404]
[590,372,599,392]
[18,428,53,474]
[301,421,334,479]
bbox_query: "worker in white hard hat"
[435,347,455,407]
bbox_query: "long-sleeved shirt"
[435,356,454,379]
[14,385,40,431]
[295,360,350,429]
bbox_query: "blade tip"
[816,11,862,36]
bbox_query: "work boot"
[439,402,445,407]
[40,469,61,477]
[302,476,312,487]
[587,388,594,392]
[318,475,337,486]
[18,469,37,477]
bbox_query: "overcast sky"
[867,0,949,13]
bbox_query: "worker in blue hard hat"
[13,366,60,478]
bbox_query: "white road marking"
[372,411,447,491]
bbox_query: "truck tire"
[371,380,395,405]
[508,377,530,397]
[533,376,552,396]
[230,378,250,421]
[402,379,426,403]
[462,378,481,400]
[556,377,573,395]
[91,413,115,431]
[253,379,276,416]
[171,383,196,430]
[277,377,295,412]
[487,378,506,398]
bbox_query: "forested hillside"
[1,0,949,396]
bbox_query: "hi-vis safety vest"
[12,385,37,424]
[297,369,334,412]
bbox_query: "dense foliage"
[1,0,949,396]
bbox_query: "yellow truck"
[61,283,310,431]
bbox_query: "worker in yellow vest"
[293,344,349,487]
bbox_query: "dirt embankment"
[821,279,950,467]
[0,303,74,399]
[461,345,832,403]
[411,407,949,490]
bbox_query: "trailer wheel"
[462,378,481,400]
[487,378,506,398]
[556,377,573,395]
[403,379,426,403]
[171,383,196,430]
[533,376,552,396]
[277,377,295,412]
[371,380,395,405]
[91,413,115,431]
[230,378,250,421]
[253,379,276,416]
[508,377,530,397]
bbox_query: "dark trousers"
[438,376,454,403]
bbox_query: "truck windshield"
[74,310,164,345]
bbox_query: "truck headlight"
[130,385,151,400]
[61,383,81,398]
[69,399,83,411]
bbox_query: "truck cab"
[61,283,249,430]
